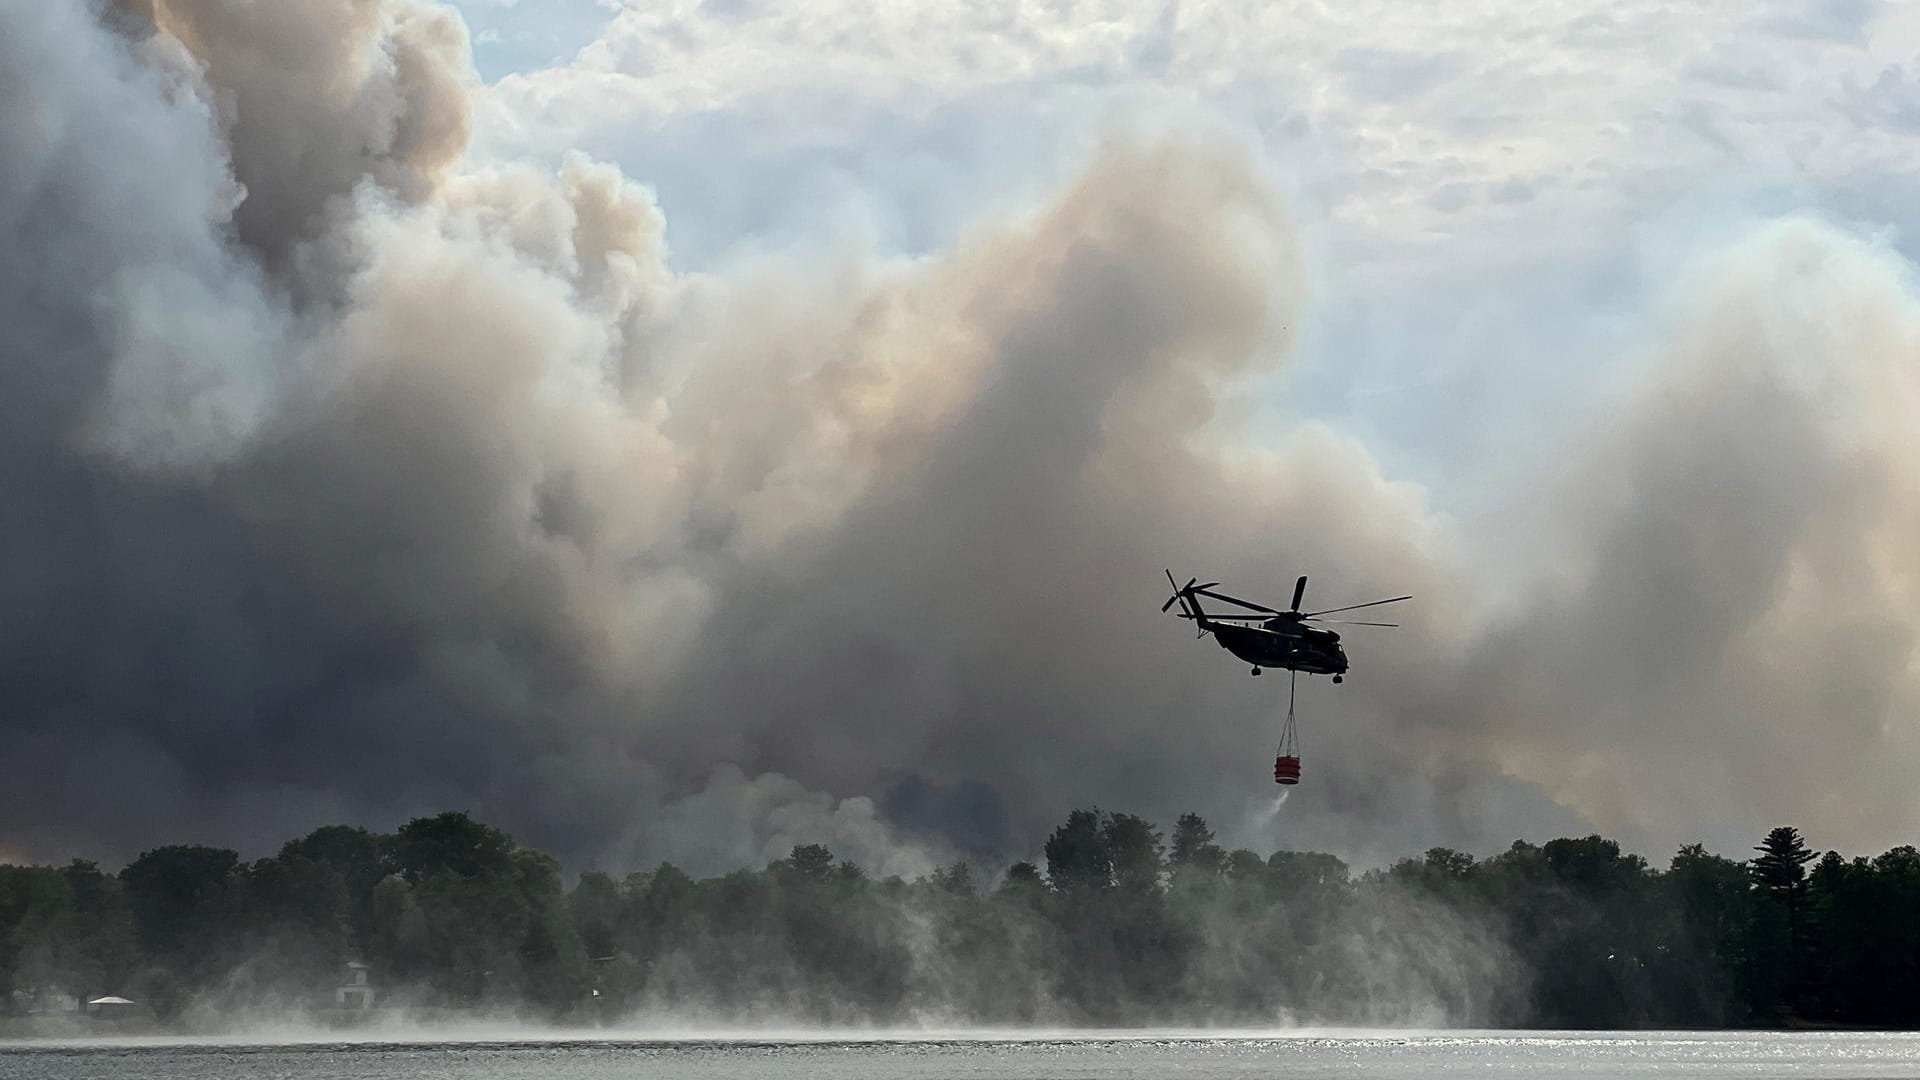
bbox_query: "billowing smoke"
[2,0,1918,877]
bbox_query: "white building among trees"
[335,962,374,1010]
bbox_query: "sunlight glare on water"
[4,1031,1920,1079]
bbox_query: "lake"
[3,1031,1917,1078]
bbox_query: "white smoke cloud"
[2,0,1918,879]
[628,766,946,881]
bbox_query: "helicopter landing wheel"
[1332,674,1343,684]
[1251,667,1262,677]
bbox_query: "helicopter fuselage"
[1211,620,1348,677]
[1162,571,1403,682]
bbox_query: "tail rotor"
[1161,570,1197,613]
[1162,570,1215,638]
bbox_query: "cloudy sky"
[457,0,1920,500]
[4,0,1920,878]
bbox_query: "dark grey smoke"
[2,0,1917,875]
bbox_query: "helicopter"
[1161,570,1409,681]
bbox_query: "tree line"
[2,809,1916,1028]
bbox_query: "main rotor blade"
[1177,612,1269,621]
[1301,595,1411,617]
[1192,587,1280,614]
[1303,618,1399,627]
[1290,575,1307,612]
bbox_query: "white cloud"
[458,0,1920,510]
[473,0,1920,274]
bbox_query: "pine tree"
[1751,826,1818,1016]
[1752,827,1816,897]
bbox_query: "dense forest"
[3,809,1917,1030]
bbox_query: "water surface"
[4,1030,1917,1078]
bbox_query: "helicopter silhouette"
[1161,570,1409,681]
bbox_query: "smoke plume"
[3,0,1918,875]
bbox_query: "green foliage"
[1169,813,1225,878]
[569,871,623,959]
[1748,825,1820,1016]
[1043,808,1165,895]
[1043,809,1109,894]
[778,843,836,885]
[0,862,138,1012]
[119,845,241,979]
[392,812,516,882]
[280,825,386,948]
[1104,813,1165,894]
[1752,827,1817,896]
[3,814,1918,1027]
[1659,843,1752,1024]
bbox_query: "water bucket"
[1274,754,1301,785]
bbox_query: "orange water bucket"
[1274,754,1301,785]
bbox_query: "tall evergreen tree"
[1751,825,1818,1016]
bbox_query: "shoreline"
[5,1022,1918,1047]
